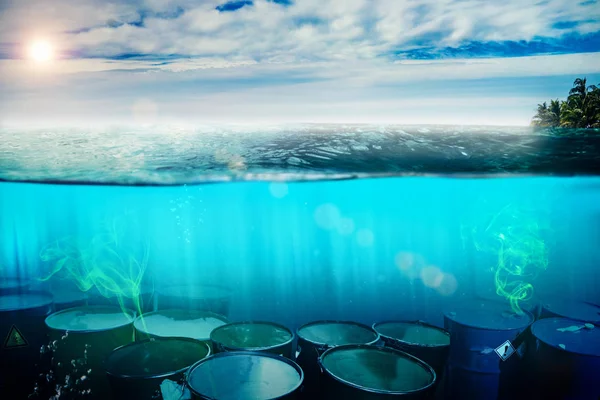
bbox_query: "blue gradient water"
[2,176,599,331]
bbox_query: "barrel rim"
[297,320,380,347]
[45,305,135,333]
[133,308,230,336]
[156,283,233,299]
[105,337,211,380]
[541,299,600,323]
[210,320,295,352]
[186,350,304,399]
[443,301,535,331]
[319,344,437,395]
[531,317,600,357]
[0,290,54,311]
[372,320,451,349]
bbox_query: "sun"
[28,40,53,62]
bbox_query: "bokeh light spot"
[356,229,374,247]
[337,217,355,235]
[314,203,341,230]
[420,265,444,288]
[269,182,289,199]
[395,251,415,271]
[437,273,458,296]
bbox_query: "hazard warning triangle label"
[3,325,28,349]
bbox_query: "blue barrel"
[530,317,600,399]
[186,351,304,399]
[0,291,54,399]
[539,298,600,324]
[319,344,436,399]
[443,300,534,400]
[105,337,211,400]
[476,291,541,320]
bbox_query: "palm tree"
[560,78,600,128]
[531,99,562,127]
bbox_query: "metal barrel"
[156,284,233,317]
[530,317,600,399]
[105,337,211,400]
[0,277,32,295]
[539,297,600,324]
[186,351,304,400]
[443,300,534,400]
[372,320,450,379]
[296,320,380,399]
[210,321,295,359]
[133,309,229,352]
[476,291,541,320]
[45,305,135,400]
[318,344,437,400]
[0,291,54,399]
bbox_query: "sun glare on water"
[28,40,53,62]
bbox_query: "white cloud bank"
[1,0,599,63]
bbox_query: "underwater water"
[1,124,600,399]
[1,175,599,326]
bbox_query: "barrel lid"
[320,345,435,394]
[211,321,293,350]
[298,321,379,346]
[531,318,600,357]
[106,338,210,379]
[187,351,303,399]
[444,300,533,330]
[373,321,450,347]
[0,292,53,311]
[542,298,600,324]
[46,306,134,332]
[134,309,228,340]
[157,284,232,299]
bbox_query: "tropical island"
[531,78,600,129]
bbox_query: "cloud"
[0,0,598,63]
[0,0,598,126]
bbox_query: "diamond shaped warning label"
[494,340,515,361]
[3,325,28,349]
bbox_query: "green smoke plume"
[38,212,151,322]
[464,202,550,314]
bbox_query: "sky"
[1,0,600,127]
